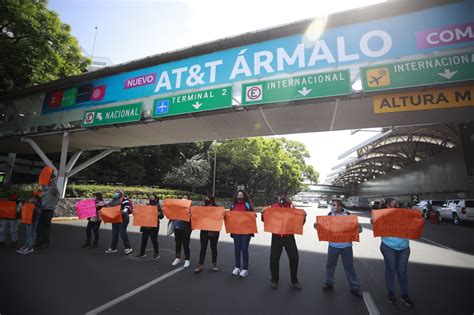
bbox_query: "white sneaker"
[20,248,34,254]
[232,267,241,276]
[105,248,118,254]
[184,260,191,268]
[171,258,181,266]
[239,269,249,278]
[124,248,133,255]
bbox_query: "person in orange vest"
[262,190,306,290]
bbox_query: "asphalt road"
[1,206,473,315]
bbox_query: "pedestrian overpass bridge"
[0,0,472,197]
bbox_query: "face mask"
[237,196,244,201]
[113,193,120,199]
[279,198,288,205]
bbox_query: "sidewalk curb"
[52,216,79,221]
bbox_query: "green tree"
[163,154,211,190]
[212,137,318,200]
[71,142,212,187]
[0,0,91,95]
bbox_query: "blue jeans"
[233,234,251,269]
[325,246,360,289]
[111,215,131,250]
[25,218,40,249]
[0,219,19,242]
[380,243,410,295]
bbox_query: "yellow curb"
[52,216,79,221]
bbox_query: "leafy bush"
[65,184,203,200]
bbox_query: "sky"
[48,0,384,182]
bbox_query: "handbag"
[167,220,175,237]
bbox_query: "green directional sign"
[82,102,142,127]
[152,86,232,118]
[241,69,351,106]
[361,52,474,92]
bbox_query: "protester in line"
[171,194,192,268]
[0,194,22,248]
[262,190,305,290]
[315,199,362,297]
[136,194,164,260]
[105,190,133,255]
[81,193,105,249]
[17,195,42,254]
[195,195,221,273]
[378,198,414,307]
[36,177,59,248]
[229,190,254,278]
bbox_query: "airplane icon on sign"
[368,68,389,86]
[155,100,169,115]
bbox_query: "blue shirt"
[382,237,409,250]
[328,209,353,249]
[174,220,185,230]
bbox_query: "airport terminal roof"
[328,123,462,187]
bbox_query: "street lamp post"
[212,141,217,196]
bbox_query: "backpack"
[128,198,134,214]
[122,197,134,215]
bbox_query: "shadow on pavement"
[0,222,472,315]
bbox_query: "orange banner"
[224,211,258,234]
[38,166,54,186]
[0,200,17,219]
[100,205,123,224]
[263,207,305,235]
[316,215,359,242]
[21,203,36,224]
[133,205,158,227]
[191,206,225,232]
[372,208,424,239]
[162,199,191,222]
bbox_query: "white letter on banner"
[172,67,188,89]
[360,30,392,58]
[308,40,336,66]
[230,49,252,80]
[455,26,473,40]
[254,51,275,75]
[427,32,439,45]
[154,71,172,92]
[277,44,305,71]
[337,37,359,62]
[205,60,223,83]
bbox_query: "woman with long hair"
[229,190,254,278]
[194,195,220,273]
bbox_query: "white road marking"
[420,237,456,251]
[362,291,380,315]
[85,267,184,315]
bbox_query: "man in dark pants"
[36,177,59,248]
[262,190,306,290]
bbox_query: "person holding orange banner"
[262,190,305,290]
[229,189,254,278]
[136,194,164,260]
[171,194,192,268]
[17,195,42,254]
[377,198,414,308]
[0,194,22,248]
[104,190,133,255]
[195,195,221,273]
[316,199,362,297]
